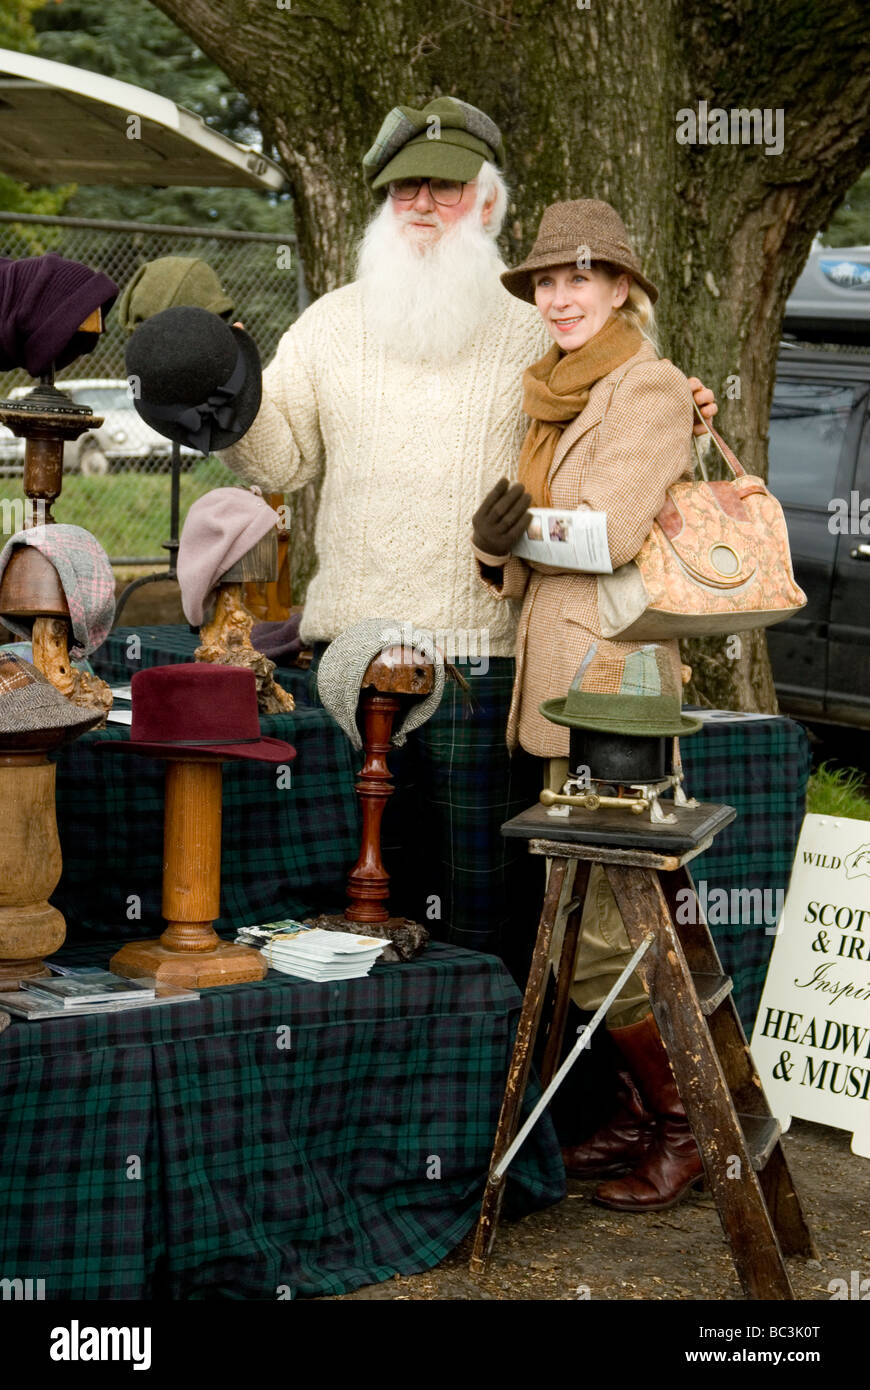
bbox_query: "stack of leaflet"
[259,927,386,982]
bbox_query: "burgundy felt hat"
[99,663,296,763]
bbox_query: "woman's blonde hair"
[598,261,659,352]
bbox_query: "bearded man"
[219,97,715,964]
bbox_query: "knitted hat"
[117,257,234,333]
[0,651,104,743]
[0,525,115,658]
[0,253,118,377]
[177,486,279,625]
[541,643,701,737]
[97,663,296,763]
[124,306,261,455]
[501,199,658,304]
[316,618,446,751]
[363,97,504,193]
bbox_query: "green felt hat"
[363,97,504,194]
[541,643,702,738]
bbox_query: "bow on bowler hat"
[124,305,262,455]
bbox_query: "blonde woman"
[471,199,703,1212]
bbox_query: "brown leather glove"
[472,477,533,558]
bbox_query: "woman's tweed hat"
[316,618,446,752]
[501,199,658,304]
[0,651,104,741]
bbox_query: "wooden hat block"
[0,726,70,984]
[110,753,267,988]
[195,530,294,714]
[309,646,434,957]
[0,547,113,723]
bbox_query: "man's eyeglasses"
[387,177,470,207]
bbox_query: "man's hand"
[687,377,718,436]
[472,477,532,557]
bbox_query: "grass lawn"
[806,761,870,820]
[0,455,240,560]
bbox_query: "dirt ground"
[330,1120,869,1301]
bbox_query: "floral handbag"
[597,401,807,641]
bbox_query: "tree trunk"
[150,0,870,710]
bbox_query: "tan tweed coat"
[475,340,694,758]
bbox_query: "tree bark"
[150,0,870,710]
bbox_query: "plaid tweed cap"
[362,96,504,192]
[0,524,115,658]
[540,642,701,736]
[0,651,103,739]
[316,618,446,752]
[501,199,658,304]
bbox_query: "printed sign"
[751,814,870,1159]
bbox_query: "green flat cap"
[362,96,504,193]
[118,256,234,334]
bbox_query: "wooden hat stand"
[110,749,268,989]
[308,645,434,958]
[0,318,114,722]
[195,529,295,714]
[0,722,83,985]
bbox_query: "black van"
[764,247,870,727]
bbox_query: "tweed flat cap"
[363,97,504,192]
[316,618,446,751]
[0,651,104,741]
[0,524,115,658]
[501,199,658,304]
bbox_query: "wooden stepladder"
[470,800,817,1301]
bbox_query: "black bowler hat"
[124,306,262,455]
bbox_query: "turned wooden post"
[110,753,267,988]
[0,748,66,983]
[344,646,434,925]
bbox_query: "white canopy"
[0,47,284,190]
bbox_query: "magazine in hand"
[511,507,613,572]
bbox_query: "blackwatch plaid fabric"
[91,625,311,705]
[680,713,810,1029]
[0,940,565,1300]
[52,705,360,940]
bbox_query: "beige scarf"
[518,315,642,506]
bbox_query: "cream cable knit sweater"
[219,278,549,656]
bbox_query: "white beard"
[356,200,505,364]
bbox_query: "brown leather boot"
[593,1013,704,1212]
[561,1069,655,1178]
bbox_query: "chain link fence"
[0,214,304,563]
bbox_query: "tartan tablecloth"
[0,940,565,1300]
[680,714,810,1026]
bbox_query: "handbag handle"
[691,397,746,478]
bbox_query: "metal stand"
[113,440,182,625]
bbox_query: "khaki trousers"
[547,758,650,1029]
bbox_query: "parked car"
[767,245,870,728]
[0,379,197,475]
